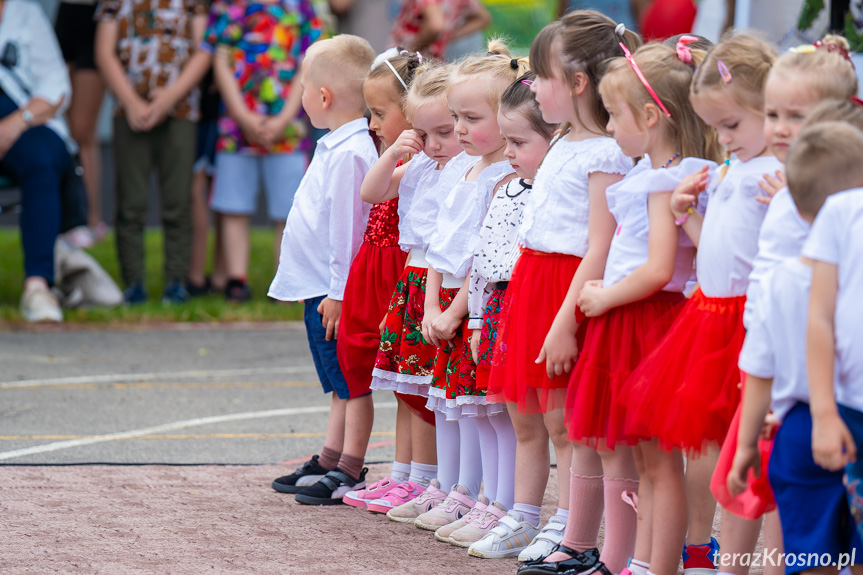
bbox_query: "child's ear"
[571,71,589,96]
[320,86,332,110]
[643,103,661,129]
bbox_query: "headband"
[619,42,671,118]
[384,59,407,90]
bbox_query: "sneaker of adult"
[344,476,399,509]
[434,495,488,544]
[20,281,63,323]
[162,279,189,304]
[518,516,568,562]
[468,510,540,559]
[517,547,611,575]
[683,537,720,575]
[449,500,507,548]
[367,479,425,514]
[123,281,147,305]
[415,484,477,531]
[272,454,330,494]
[295,468,367,506]
[386,478,447,523]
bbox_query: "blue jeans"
[0,93,71,284]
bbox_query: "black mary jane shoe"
[518,547,611,575]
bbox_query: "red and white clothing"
[397,151,448,254]
[390,0,482,59]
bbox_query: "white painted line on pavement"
[0,367,315,389]
[0,402,398,461]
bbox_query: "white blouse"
[603,156,717,292]
[426,157,515,278]
[519,136,632,256]
[696,155,783,298]
[397,152,445,252]
[467,178,532,329]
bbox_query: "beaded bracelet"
[674,206,694,226]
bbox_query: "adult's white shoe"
[517,516,567,562]
[467,511,540,559]
[20,282,63,323]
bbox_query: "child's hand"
[671,166,710,219]
[431,309,461,348]
[379,313,387,335]
[422,307,442,347]
[536,318,579,380]
[317,297,342,341]
[576,280,609,318]
[145,87,175,130]
[727,444,760,497]
[386,130,424,162]
[126,96,153,132]
[812,411,857,471]
[756,170,786,205]
[760,412,780,440]
[470,328,482,364]
[260,116,288,147]
[237,110,267,147]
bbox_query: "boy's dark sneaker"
[224,279,251,303]
[295,468,368,506]
[186,277,212,298]
[518,547,610,575]
[124,281,147,305]
[162,279,189,304]
[272,454,329,494]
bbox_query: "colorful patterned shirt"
[202,0,323,154]
[96,0,208,121]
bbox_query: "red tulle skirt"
[486,249,584,414]
[476,288,507,392]
[566,291,686,451]
[337,242,408,398]
[618,289,747,454]
[710,398,777,520]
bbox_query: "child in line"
[414,43,523,534]
[475,11,637,561]
[615,33,780,575]
[527,38,720,575]
[268,35,378,500]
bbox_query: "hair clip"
[675,35,698,65]
[521,79,534,87]
[619,42,671,118]
[615,23,626,38]
[851,95,863,107]
[416,52,423,64]
[789,44,817,54]
[717,60,732,83]
[384,59,408,90]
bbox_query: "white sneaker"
[20,282,63,323]
[467,511,540,559]
[517,516,567,562]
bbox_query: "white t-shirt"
[802,187,863,414]
[519,136,632,256]
[603,156,716,292]
[738,258,813,423]
[696,156,783,297]
[743,187,811,327]
[426,159,514,278]
[397,152,445,253]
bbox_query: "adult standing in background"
[329,0,392,54]
[390,0,490,60]
[55,0,108,247]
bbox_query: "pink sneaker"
[414,484,477,531]
[386,479,447,522]
[343,476,399,509]
[367,480,424,514]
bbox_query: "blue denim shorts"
[303,295,350,400]
[210,151,306,220]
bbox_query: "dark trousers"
[0,93,70,284]
[113,115,194,286]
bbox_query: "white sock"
[489,410,517,509]
[512,502,542,526]
[409,461,437,488]
[629,559,650,575]
[552,507,569,523]
[474,415,499,501]
[457,417,484,499]
[434,411,460,490]
[391,460,410,483]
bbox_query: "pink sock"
[599,476,640,575]
[562,472,605,551]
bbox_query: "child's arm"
[423,269,444,347]
[808,260,857,470]
[577,190,678,317]
[757,169,786,205]
[467,267,486,362]
[360,130,423,204]
[431,275,470,348]
[212,45,265,146]
[728,373,773,496]
[94,19,151,131]
[536,171,622,378]
[411,3,446,53]
[145,14,212,130]
[670,165,710,247]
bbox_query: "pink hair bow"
[675,35,699,65]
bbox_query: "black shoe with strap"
[295,468,368,506]
[518,547,611,575]
[272,454,329,494]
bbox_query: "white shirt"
[0,0,72,146]
[519,136,632,256]
[268,118,377,301]
[802,188,863,414]
[743,187,811,328]
[603,156,717,292]
[467,178,532,329]
[738,258,813,423]
[696,156,782,297]
[397,152,445,252]
[426,158,514,278]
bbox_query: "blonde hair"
[803,99,863,131]
[447,39,531,114]
[305,35,376,113]
[366,52,424,109]
[404,63,450,124]
[786,122,863,218]
[600,43,723,162]
[530,10,643,136]
[770,42,858,103]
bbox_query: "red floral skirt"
[618,289,747,454]
[476,288,507,392]
[565,291,685,450]
[486,249,584,414]
[337,243,408,398]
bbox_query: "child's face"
[691,88,767,162]
[498,107,550,180]
[447,82,504,158]
[604,93,647,159]
[300,66,326,129]
[364,77,409,148]
[530,44,575,125]
[763,75,821,163]
[410,98,462,167]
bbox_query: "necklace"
[662,153,680,169]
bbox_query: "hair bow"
[675,35,698,65]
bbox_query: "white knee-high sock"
[474,414,499,501]
[434,411,460,491]
[457,416,484,499]
[490,409,517,509]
